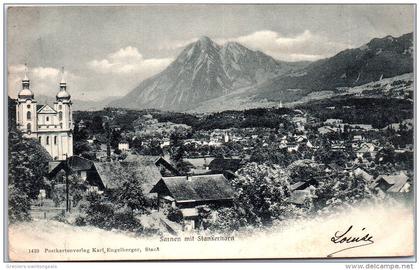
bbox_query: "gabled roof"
[93,162,124,189]
[375,172,409,192]
[208,158,243,172]
[37,104,57,114]
[67,156,95,171]
[48,156,94,178]
[93,157,167,192]
[150,174,234,202]
[290,181,307,191]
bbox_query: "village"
[8,66,414,235]
[35,100,413,234]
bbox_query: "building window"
[54,136,57,145]
[27,105,31,109]
[59,112,63,121]
[46,116,49,122]
[58,105,62,110]
[27,123,31,131]
[38,136,42,143]
[26,111,31,120]
[46,136,50,145]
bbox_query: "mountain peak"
[196,36,217,47]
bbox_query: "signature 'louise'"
[328,226,374,257]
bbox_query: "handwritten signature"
[327,225,374,257]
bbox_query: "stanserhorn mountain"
[109,36,308,111]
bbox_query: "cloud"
[218,30,351,62]
[8,65,80,98]
[88,46,173,75]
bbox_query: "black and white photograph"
[4,3,415,262]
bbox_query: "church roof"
[37,104,57,114]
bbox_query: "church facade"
[15,68,73,161]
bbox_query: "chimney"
[186,172,193,181]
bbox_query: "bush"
[199,207,244,232]
[82,192,143,232]
[74,215,87,226]
[167,207,182,223]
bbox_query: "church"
[15,67,73,161]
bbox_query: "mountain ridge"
[110,32,413,112]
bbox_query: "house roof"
[93,162,124,189]
[48,156,94,178]
[67,156,94,171]
[93,156,168,192]
[150,174,234,202]
[208,158,243,172]
[290,181,307,191]
[375,172,409,192]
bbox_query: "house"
[373,172,410,193]
[48,155,178,196]
[150,174,234,210]
[287,143,299,153]
[160,140,170,148]
[93,156,179,194]
[47,156,104,189]
[118,142,130,151]
[356,143,377,158]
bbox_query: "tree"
[8,184,31,223]
[91,116,104,133]
[231,163,292,226]
[8,130,51,199]
[287,159,324,184]
[107,163,148,211]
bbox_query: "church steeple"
[56,66,71,101]
[18,63,34,99]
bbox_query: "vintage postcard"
[5,4,415,261]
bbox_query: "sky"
[7,4,415,101]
